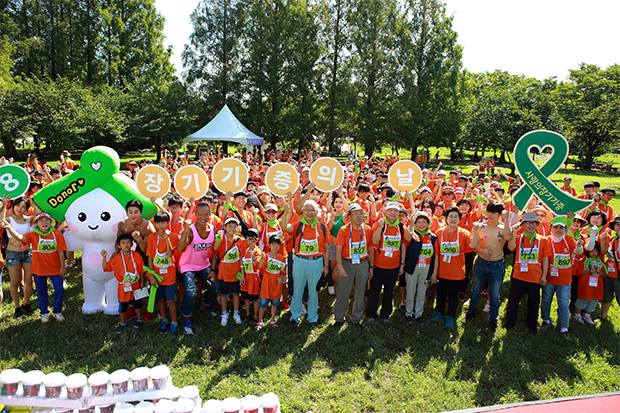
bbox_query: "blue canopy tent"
[185,105,264,147]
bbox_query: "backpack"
[294,221,327,253]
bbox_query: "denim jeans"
[180,267,217,318]
[32,274,64,314]
[541,283,571,329]
[469,257,505,321]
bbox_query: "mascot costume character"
[33,147,157,314]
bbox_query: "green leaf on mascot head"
[33,146,158,222]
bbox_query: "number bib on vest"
[553,254,571,269]
[266,257,286,274]
[243,257,254,273]
[419,242,433,266]
[222,245,240,263]
[38,237,57,253]
[299,238,319,255]
[383,235,401,257]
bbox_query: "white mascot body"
[32,146,157,314]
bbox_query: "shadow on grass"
[1,260,619,409]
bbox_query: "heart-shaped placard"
[91,162,102,171]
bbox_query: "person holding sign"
[178,203,217,335]
[540,216,582,340]
[368,201,407,323]
[1,213,67,323]
[505,212,551,335]
[465,203,512,332]
[333,203,374,326]
[282,199,331,329]
[1,195,34,318]
[430,206,473,327]
[402,211,437,324]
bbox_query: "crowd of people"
[0,148,618,340]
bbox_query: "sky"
[155,0,620,82]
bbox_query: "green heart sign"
[512,130,592,215]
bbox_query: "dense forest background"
[0,0,618,167]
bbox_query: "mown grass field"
[1,255,619,412]
[2,147,619,412]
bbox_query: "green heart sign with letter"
[512,130,592,215]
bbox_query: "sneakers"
[134,320,143,329]
[170,323,178,335]
[560,330,571,340]
[282,301,290,311]
[115,324,126,333]
[381,318,390,324]
[41,313,50,323]
[52,313,65,322]
[540,321,551,331]
[465,310,476,322]
[232,312,242,325]
[445,316,455,327]
[288,320,299,330]
[431,312,443,321]
[183,320,194,335]
[583,314,595,325]
[574,313,584,324]
[328,286,335,295]
[21,303,34,315]
[143,311,153,322]
[159,321,169,333]
[221,313,229,326]
[14,307,24,319]
[483,302,490,313]
[415,317,424,325]
[528,328,537,335]
[489,320,497,332]
[301,304,308,315]
[406,315,413,323]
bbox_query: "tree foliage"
[555,64,620,169]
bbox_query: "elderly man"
[282,199,331,328]
[505,212,551,335]
[334,203,374,326]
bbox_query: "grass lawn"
[1,256,619,412]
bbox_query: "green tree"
[182,0,244,109]
[398,0,462,160]
[317,0,353,155]
[555,64,620,170]
[123,79,197,161]
[348,0,399,156]
[462,71,558,167]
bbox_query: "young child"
[213,217,248,326]
[1,213,67,322]
[146,211,180,334]
[240,228,262,322]
[101,234,146,332]
[575,242,606,325]
[256,235,287,329]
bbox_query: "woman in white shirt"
[1,194,34,318]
